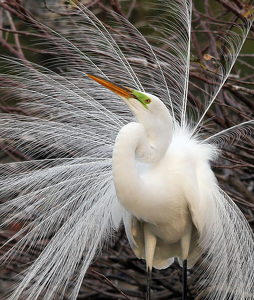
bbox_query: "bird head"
[87,74,173,152]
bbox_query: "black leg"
[146,267,152,300]
[182,259,187,300]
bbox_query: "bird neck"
[113,122,169,211]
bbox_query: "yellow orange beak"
[87,74,134,98]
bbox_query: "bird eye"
[145,99,151,104]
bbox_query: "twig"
[126,0,136,19]
[92,270,133,300]
[227,84,254,95]
[109,0,125,17]
[0,27,47,39]
[5,10,25,60]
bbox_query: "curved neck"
[112,122,167,211]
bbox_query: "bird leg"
[180,223,192,300]
[146,267,152,300]
[144,223,157,300]
[182,259,187,300]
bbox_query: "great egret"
[87,73,207,299]
[0,1,254,300]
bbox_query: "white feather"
[0,1,253,299]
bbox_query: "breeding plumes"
[0,1,254,300]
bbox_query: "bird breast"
[131,136,215,244]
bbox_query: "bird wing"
[198,187,254,299]
[182,159,254,299]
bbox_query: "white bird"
[87,74,216,299]
[0,1,254,300]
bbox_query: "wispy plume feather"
[0,1,253,299]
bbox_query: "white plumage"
[112,92,213,271]
[0,0,254,299]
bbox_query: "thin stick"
[92,270,132,300]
